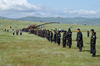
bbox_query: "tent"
[6,26,11,28]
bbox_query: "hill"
[0,16,100,25]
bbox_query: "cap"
[77,28,80,30]
[68,28,71,31]
[91,29,94,32]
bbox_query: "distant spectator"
[20,29,22,35]
[16,30,19,35]
[12,29,15,35]
[7,29,9,32]
[5,29,6,31]
[28,29,30,34]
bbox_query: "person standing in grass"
[62,31,67,48]
[28,29,30,34]
[20,29,22,35]
[12,29,15,35]
[76,29,83,52]
[87,30,89,37]
[90,29,96,57]
[53,30,57,43]
[47,30,50,41]
[66,28,72,48]
[16,29,19,35]
[50,31,53,42]
[57,31,61,45]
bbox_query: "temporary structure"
[6,26,11,28]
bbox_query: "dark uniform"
[87,31,89,37]
[45,30,48,39]
[47,30,50,41]
[50,31,53,42]
[62,31,67,48]
[54,30,57,43]
[57,31,61,45]
[67,28,72,48]
[42,30,45,37]
[76,29,83,52]
[90,29,96,57]
[44,29,46,37]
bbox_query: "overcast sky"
[0,0,100,18]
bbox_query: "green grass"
[0,19,100,66]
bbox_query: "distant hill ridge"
[0,16,100,25]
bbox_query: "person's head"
[77,29,80,32]
[54,30,55,32]
[68,28,71,31]
[91,29,94,33]
[63,31,66,33]
[58,31,59,33]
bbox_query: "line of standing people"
[76,29,97,57]
[25,28,97,57]
[46,28,97,57]
[50,28,72,49]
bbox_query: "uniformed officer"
[57,31,61,45]
[62,31,67,48]
[53,30,57,43]
[45,30,48,39]
[90,29,96,57]
[87,30,89,37]
[42,29,45,38]
[44,29,46,37]
[47,30,50,41]
[50,31,53,42]
[67,28,72,48]
[76,29,83,52]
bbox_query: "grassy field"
[0,19,100,66]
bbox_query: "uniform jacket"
[54,32,57,38]
[76,32,83,41]
[76,31,83,47]
[67,31,72,39]
[90,32,96,44]
[63,33,67,40]
[50,32,53,38]
[57,33,61,39]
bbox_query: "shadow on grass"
[82,50,90,52]
[72,40,76,41]
[86,43,90,44]
[95,55,100,57]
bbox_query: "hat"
[91,29,94,32]
[68,28,71,31]
[77,28,80,30]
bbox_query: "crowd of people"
[12,29,22,35]
[22,28,97,57]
